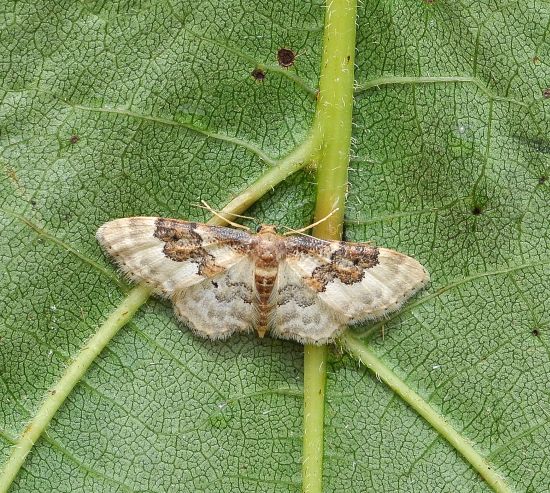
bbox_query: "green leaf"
[1,1,549,492]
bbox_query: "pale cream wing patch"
[271,262,346,345]
[172,259,258,339]
[96,217,253,295]
[284,236,429,327]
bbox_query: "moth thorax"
[254,236,282,267]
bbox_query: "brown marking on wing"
[213,279,255,305]
[302,276,325,292]
[311,245,379,290]
[154,218,250,277]
[285,236,379,292]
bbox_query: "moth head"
[256,224,278,235]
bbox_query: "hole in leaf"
[472,206,483,215]
[532,328,540,337]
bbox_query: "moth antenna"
[193,201,256,221]
[282,208,340,236]
[196,200,251,231]
[225,211,256,221]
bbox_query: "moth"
[97,218,429,344]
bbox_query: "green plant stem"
[302,345,328,493]
[340,332,512,493]
[0,284,152,493]
[302,1,357,492]
[312,0,357,239]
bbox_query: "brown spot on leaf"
[532,328,540,337]
[251,67,265,81]
[538,176,547,185]
[472,206,483,215]
[277,47,296,68]
[543,88,550,99]
[70,134,80,144]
